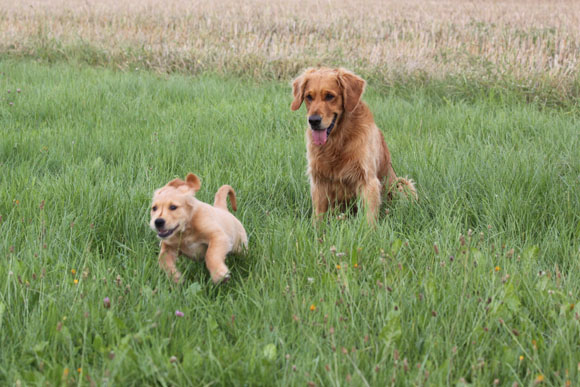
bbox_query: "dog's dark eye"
[169,205,178,210]
[152,206,157,211]
[325,94,334,101]
[306,95,313,102]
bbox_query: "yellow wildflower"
[310,304,316,311]
[74,279,79,285]
[495,266,500,272]
[71,269,76,275]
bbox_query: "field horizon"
[1,0,580,109]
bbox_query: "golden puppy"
[150,173,248,284]
[291,67,417,224]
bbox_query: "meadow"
[1,0,580,385]
[1,59,578,386]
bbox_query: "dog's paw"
[211,269,231,284]
[171,272,182,284]
[220,272,232,284]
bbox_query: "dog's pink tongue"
[311,130,328,146]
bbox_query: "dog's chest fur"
[308,128,372,189]
[179,240,208,261]
[166,234,208,261]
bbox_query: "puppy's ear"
[167,178,186,188]
[338,69,366,112]
[291,72,309,111]
[185,173,201,193]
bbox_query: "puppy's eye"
[152,206,157,211]
[169,205,178,210]
[325,94,334,101]
[306,95,313,102]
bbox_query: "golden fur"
[291,67,417,224]
[149,173,247,284]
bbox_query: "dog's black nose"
[154,218,165,229]
[308,115,322,129]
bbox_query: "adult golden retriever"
[291,67,417,224]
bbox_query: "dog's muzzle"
[308,114,322,130]
[154,218,178,238]
[157,226,178,238]
[310,114,337,146]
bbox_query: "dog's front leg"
[159,243,182,283]
[361,178,381,225]
[205,236,231,284]
[311,183,329,222]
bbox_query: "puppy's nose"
[308,115,322,129]
[154,218,165,229]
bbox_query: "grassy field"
[1,0,580,108]
[0,60,579,385]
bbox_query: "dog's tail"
[214,185,238,212]
[394,177,418,201]
[388,162,418,201]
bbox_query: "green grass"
[0,60,579,386]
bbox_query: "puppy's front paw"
[171,272,182,284]
[210,267,230,284]
[220,272,231,284]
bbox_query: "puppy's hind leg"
[213,185,237,212]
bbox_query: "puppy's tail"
[394,177,418,201]
[214,185,238,212]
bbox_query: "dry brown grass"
[1,0,579,103]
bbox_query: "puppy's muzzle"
[154,218,177,238]
[154,218,166,229]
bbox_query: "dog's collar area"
[326,114,338,136]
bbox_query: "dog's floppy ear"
[291,74,306,111]
[185,173,201,193]
[291,69,316,111]
[338,69,366,112]
[167,178,186,188]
